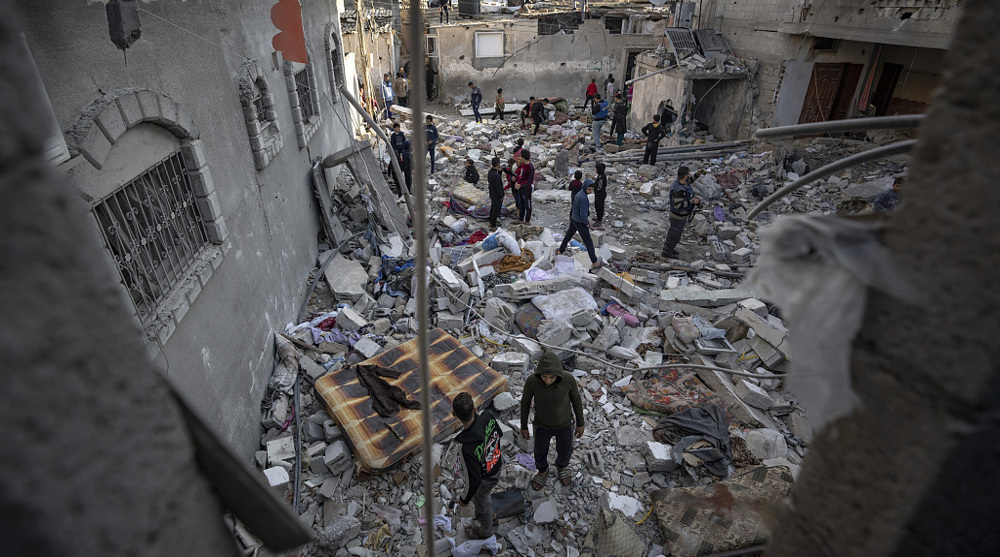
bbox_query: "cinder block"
[195,191,223,221]
[491,352,529,374]
[96,104,128,144]
[435,311,464,331]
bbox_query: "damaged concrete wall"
[701,0,957,127]
[432,19,662,102]
[767,0,1000,555]
[0,3,238,553]
[690,77,750,140]
[16,0,356,462]
[627,70,686,132]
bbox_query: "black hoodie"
[456,410,503,505]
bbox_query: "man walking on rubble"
[661,165,703,259]
[394,69,408,108]
[591,94,608,148]
[530,97,545,135]
[380,73,395,120]
[584,78,598,111]
[425,115,439,174]
[557,179,600,269]
[487,157,504,230]
[520,351,585,490]
[453,392,502,540]
[514,150,535,223]
[469,81,483,123]
[641,114,668,165]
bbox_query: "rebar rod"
[754,114,924,139]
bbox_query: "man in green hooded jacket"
[520,351,585,489]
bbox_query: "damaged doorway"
[798,63,863,124]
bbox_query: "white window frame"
[474,31,504,58]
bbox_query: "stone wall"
[15,0,356,462]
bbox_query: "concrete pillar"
[768,1,1000,555]
[0,6,237,556]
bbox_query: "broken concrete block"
[596,267,648,300]
[494,277,576,301]
[710,241,730,262]
[492,391,518,412]
[324,255,368,303]
[660,287,756,309]
[602,492,643,521]
[735,379,774,410]
[435,265,467,292]
[533,499,558,524]
[509,336,543,361]
[264,466,290,490]
[748,334,786,368]
[492,352,529,374]
[786,411,813,445]
[266,435,295,467]
[371,318,391,335]
[730,247,753,266]
[324,440,352,474]
[738,298,768,318]
[590,325,620,352]
[315,515,362,550]
[537,321,573,347]
[337,307,368,331]
[323,420,342,442]
[484,297,517,331]
[615,425,650,448]
[735,308,789,355]
[299,356,328,381]
[716,224,741,240]
[644,441,677,473]
[436,311,464,331]
[353,337,382,359]
[745,428,788,460]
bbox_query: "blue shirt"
[593,100,609,120]
[571,188,590,225]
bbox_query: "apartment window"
[327,31,347,103]
[253,93,268,124]
[295,69,315,120]
[239,67,283,170]
[93,150,209,325]
[475,32,504,58]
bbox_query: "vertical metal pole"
[405,1,434,555]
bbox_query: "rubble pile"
[242,97,908,556]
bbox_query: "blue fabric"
[570,189,590,224]
[593,100,609,120]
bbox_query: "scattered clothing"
[355,364,421,417]
[873,188,901,213]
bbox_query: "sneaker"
[661,251,677,259]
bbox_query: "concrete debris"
[251,79,910,556]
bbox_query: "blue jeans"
[384,99,393,119]
[534,424,574,471]
[472,103,482,123]
[592,118,606,147]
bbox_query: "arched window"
[239,61,284,169]
[326,28,347,103]
[283,55,322,148]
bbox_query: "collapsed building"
[7,1,997,557]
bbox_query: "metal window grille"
[295,69,315,120]
[93,150,210,324]
[253,93,269,123]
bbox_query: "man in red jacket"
[514,150,535,223]
[584,78,598,111]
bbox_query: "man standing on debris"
[584,78,598,111]
[425,115,439,174]
[606,75,616,101]
[380,73,395,120]
[873,176,904,213]
[439,0,450,24]
[530,97,546,135]
[609,92,628,146]
[425,62,437,101]
[394,69,408,108]
[520,352,585,490]
[487,157,504,230]
[469,81,483,123]
[492,88,505,121]
[400,139,413,193]
[591,94,609,148]
[641,114,668,165]
[520,97,534,129]
[453,392,502,540]
[557,179,600,268]
[594,162,608,228]
[514,150,535,223]
[661,165,702,259]
[390,122,405,157]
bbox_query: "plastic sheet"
[531,287,599,322]
[749,214,914,431]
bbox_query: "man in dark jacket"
[593,162,608,227]
[399,139,412,192]
[520,352,585,489]
[557,180,599,268]
[661,165,702,259]
[487,157,504,229]
[610,93,628,146]
[469,82,483,123]
[530,97,546,135]
[641,114,668,165]
[390,123,405,157]
[425,115,439,174]
[464,158,480,185]
[453,392,502,540]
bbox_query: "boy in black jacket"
[641,114,668,165]
[464,158,480,185]
[453,392,502,540]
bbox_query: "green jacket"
[520,352,585,430]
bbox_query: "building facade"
[17,0,361,462]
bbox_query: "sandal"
[558,467,573,487]
[531,470,548,491]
